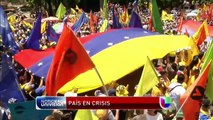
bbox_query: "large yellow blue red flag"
[14,28,193,94]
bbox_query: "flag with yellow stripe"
[135,56,159,96]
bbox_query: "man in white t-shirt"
[168,74,186,111]
[133,109,163,120]
[146,109,163,120]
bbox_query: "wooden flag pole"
[173,93,190,119]
[94,67,109,96]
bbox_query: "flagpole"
[173,92,191,119]
[94,67,109,96]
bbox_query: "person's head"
[171,62,178,72]
[19,76,27,84]
[169,52,176,63]
[189,56,199,69]
[147,109,157,116]
[136,110,144,115]
[44,115,54,120]
[179,64,187,73]
[108,89,116,96]
[179,62,186,70]
[0,101,5,108]
[116,85,129,96]
[72,87,78,93]
[201,98,211,110]
[177,74,185,83]
[198,52,204,59]
[160,70,168,79]
[96,109,108,120]
[94,90,102,96]
[192,67,200,78]
[52,110,63,120]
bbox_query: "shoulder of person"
[156,112,163,117]
[133,114,147,120]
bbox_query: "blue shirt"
[199,109,210,120]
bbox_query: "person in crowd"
[132,110,146,120]
[134,109,164,120]
[199,98,212,120]
[168,74,186,111]
[115,85,129,120]
[151,78,166,97]
[20,72,35,100]
[187,66,200,87]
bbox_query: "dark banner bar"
[66,97,162,109]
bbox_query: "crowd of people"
[1,0,213,120]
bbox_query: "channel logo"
[159,97,172,109]
[36,96,66,110]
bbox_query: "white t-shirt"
[145,112,164,120]
[132,114,147,120]
[168,82,186,110]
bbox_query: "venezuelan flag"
[14,28,192,94]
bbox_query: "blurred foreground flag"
[0,54,25,108]
[46,25,95,96]
[202,41,213,101]
[180,61,211,120]
[0,6,19,55]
